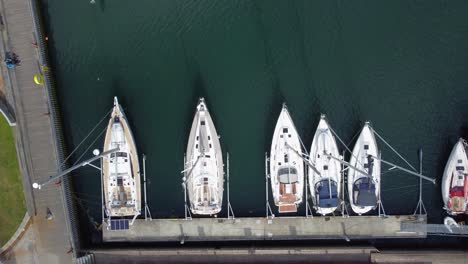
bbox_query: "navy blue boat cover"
[356,178,377,206]
[317,180,339,208]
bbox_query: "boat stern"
[316,206,338,216]
[191,204,222,215]
[350,204,375,215]
[278,204,297,213]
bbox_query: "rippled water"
[42,0,468,244]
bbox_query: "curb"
[0,212,30,256]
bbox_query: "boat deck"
[102,215,426,242]
[278,204,297,213]
[279,193,297,203]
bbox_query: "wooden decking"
[279,195,297,203]
[278,204,297,213]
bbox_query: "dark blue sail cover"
[317,180,338,208]
[355,178,377,206]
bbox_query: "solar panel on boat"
[110,219,129,230]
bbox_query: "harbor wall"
[28,0,81,258]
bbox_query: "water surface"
[42,0,468,244]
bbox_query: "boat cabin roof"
[278,167,298,184]
[111,152,128,158]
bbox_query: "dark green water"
[43,0,468,243]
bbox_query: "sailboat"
[348,122,380,215]
[309,115,341,216]
[442,138,468,215]
[103,97,141,220]
[269,104,304,213]
[184,98,224,215]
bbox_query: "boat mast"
[413,148,427,216]
[377,151,386,217]
[32,147,119,189]
[143,154,152,221]
[371,155,435,184]
[341,150,349,217]
[227,153,235,219]
[182,154,192,220]
[305,167,313,218]
[100,153,105,222]
[265,152,274,219]
[322,152,373,179]
[328,169,332,204]
[285,142,321,177]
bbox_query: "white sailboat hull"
[441,138,468,215]
[185,98,224,215]
[103,97,141,218]
[309,116,341,216]
[348,123,380,215]
[270,104,304,213]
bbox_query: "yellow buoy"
[34,74,44,85]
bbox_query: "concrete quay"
[103,215,426,242]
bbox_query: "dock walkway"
[103,215,427,242]
[0,0,74,263]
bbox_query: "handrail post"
[226,153,235,219]
[183,153,192,220]
[143,154,152,221]
[100,154,105,224]
[265,152,274,220]
[413,148,426,216]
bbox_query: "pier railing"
[28,0,81,259]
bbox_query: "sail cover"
[318,181,338,208]
[355,178,377,206]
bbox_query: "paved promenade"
[0,0,73,263]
